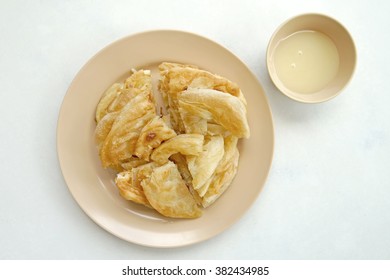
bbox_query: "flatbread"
[141,161,202,218]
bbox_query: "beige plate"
[57,30,274,248]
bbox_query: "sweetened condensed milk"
[272,30,340,94]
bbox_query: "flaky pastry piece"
[95,83,123,123]
[179,108,208,135]
[187,135,225,192]
[150,134,204,165]
[169,153,203,206]
[157,62,199,106]
[134,116,177,161]
[109,70,154,113]
[115,162,162,207]
[99,91,156,168]
[95,69,157,169]
[95,70,153,123]
[115,168,151,207]
[202,147,239,207]
[200,135,239,206]
[212,135,239,179]
[95,111,120,150]
[158,62,247,133]
[158,62,246,104]
[141,161,202,218]
[178,88,250,138]
[116,171,141,203]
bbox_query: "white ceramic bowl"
[267,13,356,103]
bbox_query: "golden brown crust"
[99,92,156,168]
[95,70,157,169]
[158,62,245,102]
[187,135,225,191]
[95,70,154,124]
[201,147,239,207]
[201,135,239,205]
[134,116,177,161]
[95,111,120,150]
[115,170,151,207]
[178,88,250,138]
[150,134,204,165]
[95,83,123,123]
[158,62,247,133]
[141,161,202,218]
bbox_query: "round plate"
[57,30,274,248]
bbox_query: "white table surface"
[1,0,389,259]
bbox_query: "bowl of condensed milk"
[267,13,356,103]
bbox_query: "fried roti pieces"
[134,116,177,161]
[178,88,250,138]
[94,63,250,219]
[150,134,204,165]
[115,166,152,207]
[187,135,224,193]
[159,62,247,133]
[141,161,202,218]
[95,70,156,169]
[99,92,155,168]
